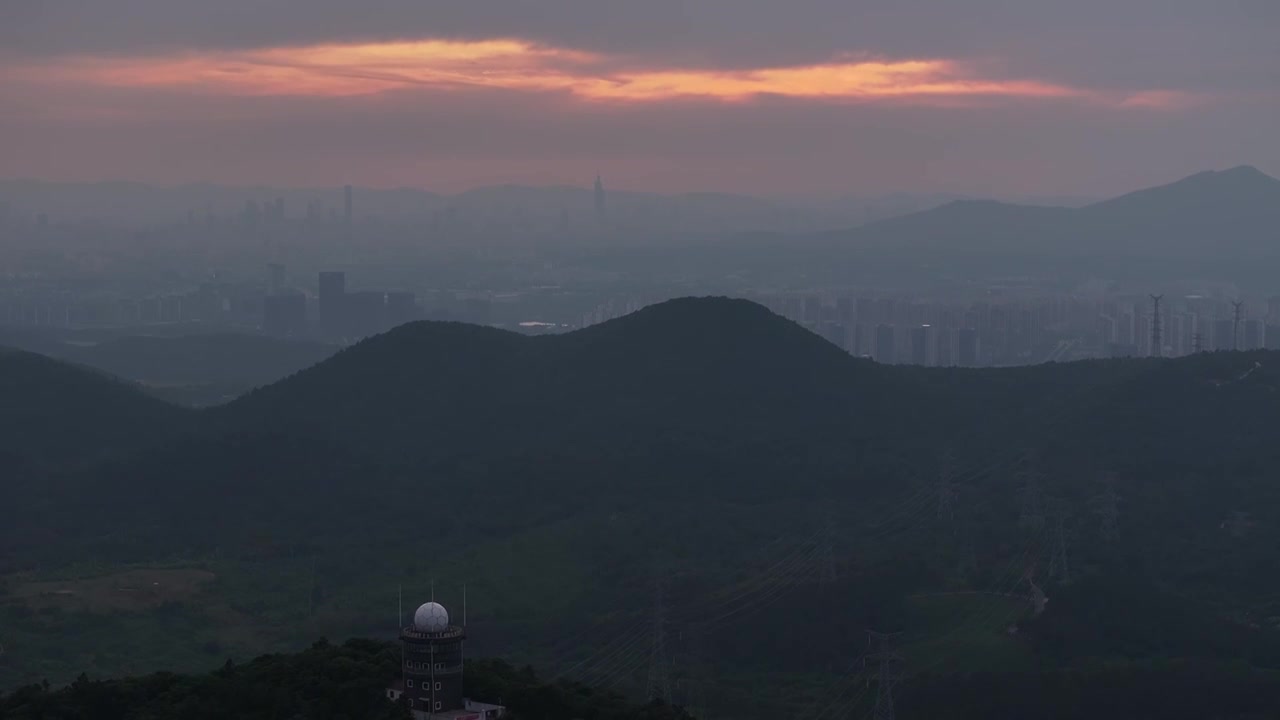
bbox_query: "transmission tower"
[937,449,958,523]
[1047,498,1072,584]
[1016,452,1045,532]
[1092,474,1121,542]
[1232,301,1244,351]
[1223,511,1253,539]
[1149,295,1163,357]
[865,631,902,720]
[683,631,710,720]
[646,573,672,704]
[818,513,838,585]
[1024,572,1048,616]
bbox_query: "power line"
[1047,497,1072,585]
[646,571,672,704]
[1092,473,1122,542]
[1016,451,1045,532]
[937,449,958,524]
[819,513,838,585]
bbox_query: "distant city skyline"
[3,1,1276,196]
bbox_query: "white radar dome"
[414,601,450,632]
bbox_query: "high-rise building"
[267,263,286,295]
[594,174,606,218]
[910,324,936,366]
[957,327,980,367]
[346,290,387,337]
[936,327,955,367]
[318,271,346,335]
[855,297,876,324]
[1213,318,1236,351]
[263,293,307,336]
[836,297,854,326]
[1267,325,1280,351]
[1243,318,1266,350]
[343,185,353,224]
[803,296,823,324]
[387,291,420,328]
[874,324,896,364]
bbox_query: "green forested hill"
[3,298,1280,717]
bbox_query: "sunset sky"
[3,0,1277,196]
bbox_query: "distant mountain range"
[821,165,1280,257]
[0,178,1090,234]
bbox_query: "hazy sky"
[3,1,1277,196]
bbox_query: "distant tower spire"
[594,174,606,218]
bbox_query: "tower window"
[435,702,443,711]
[435,682,442,690]
[407,680,413,688]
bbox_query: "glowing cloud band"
[11,38,1190,108]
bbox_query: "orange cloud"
[7,38,1166,107]
[1117,90,1204,110]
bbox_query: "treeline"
[0,639,693,720]
[901,662,1280,719]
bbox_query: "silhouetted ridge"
[215,297,885,466]
[0,349,189,467]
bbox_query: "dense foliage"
[0,639,692,720]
